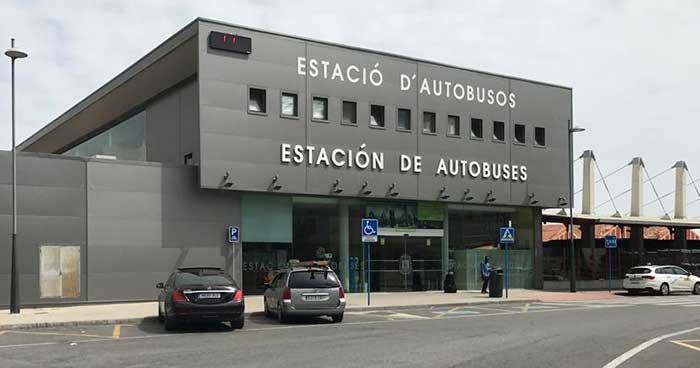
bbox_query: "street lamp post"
[5,38,28,314]
[568,124,585,293]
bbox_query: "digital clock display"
[209,31,252,54]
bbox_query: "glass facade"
[63,111,146,160]
[240,193,538,295]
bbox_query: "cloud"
[1,0,699,215]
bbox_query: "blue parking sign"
[228,226,240,243]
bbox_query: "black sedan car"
[157,267,245,330]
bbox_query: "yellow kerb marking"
[112,325,121,340]
[435,306,461,319]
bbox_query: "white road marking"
[602,326,700,368]
[386,312,431,320]
[0,342,58,349]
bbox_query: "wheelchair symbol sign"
[361,219,378,243]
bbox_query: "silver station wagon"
[263,261,346,323]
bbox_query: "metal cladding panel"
[509,80,572,208]
[0,152,87,305]
[196,21,571,207]
[304,43,419,198]
[199,23,307,194]
[86,160,240,301]
[416,63,512,204]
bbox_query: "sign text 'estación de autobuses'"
[280,143,528,181]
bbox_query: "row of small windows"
[248,87,547,146]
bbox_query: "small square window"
[398,108,411,130]
[281,92,298,117]
[342,101,357,124]
[535,127,546,146]
[248,88,266,113]
[493,121,505,142]
[312,96,328,121]
[470,118,483,139]
[447,115,460,136]
[370,104,385,127]
[423,112,436,133]
[514,124,526,144]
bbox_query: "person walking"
[480,256,491,294]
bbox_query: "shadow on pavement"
[136,320,233,335]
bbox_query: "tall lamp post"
[5,39,28,314]
[569,124,585,293]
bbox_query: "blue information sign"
[605,235,617,249]
[499,227,515,244]
[228,226,240,243]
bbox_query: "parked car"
[263,261,346,323]
[623,265,700,295]
[156,267,245,330]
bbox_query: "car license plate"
[305,295,325,301]
[198,293,220,299]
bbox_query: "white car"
[623,265,700,295]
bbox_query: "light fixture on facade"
[439,186,450,200]
[388,183,399,197]
[529,192,539,205]
[271,174,282,191]
[486,190,496,202]
[463,189,474,201]
[361,181,372,195]
[332,179,344,194]
[222,171,234,188]
[558,196,568,207]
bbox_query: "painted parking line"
[670,339,700,353]
[386,311,431,320]
[602,326,700,368]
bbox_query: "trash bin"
[489,269,503,298]
[443,271,457,293]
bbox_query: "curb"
[0,298,538,331]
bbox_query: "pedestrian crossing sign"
[500,227,515,244]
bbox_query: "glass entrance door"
[366,235,443,292]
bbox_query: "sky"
[1,0,699,216]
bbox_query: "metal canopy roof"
[542,209,700,229]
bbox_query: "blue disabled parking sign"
[361,218,378,243]
[500,227,515,244]
[228,226,240,243]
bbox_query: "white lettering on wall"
[281,143,527,182]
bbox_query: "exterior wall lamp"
[332,179,344,194]
[388,183,399,197]
[463,189,474,201]
[222,171,235,188]
[439,186,450,200]
[361,181,372,195]
[486,190,496,202]
[270,174,282,191]
[529,192,539,205]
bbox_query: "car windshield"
[175,272,234,288]
[288,270,340,288]
[627,267,651,274]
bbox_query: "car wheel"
[277,303,287,323]
[693,282,700,295]
[264,297,272,318]
[660,283,670,296]
[164,311,177,331]
[331,313,344,323]
[230,317,244,330]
